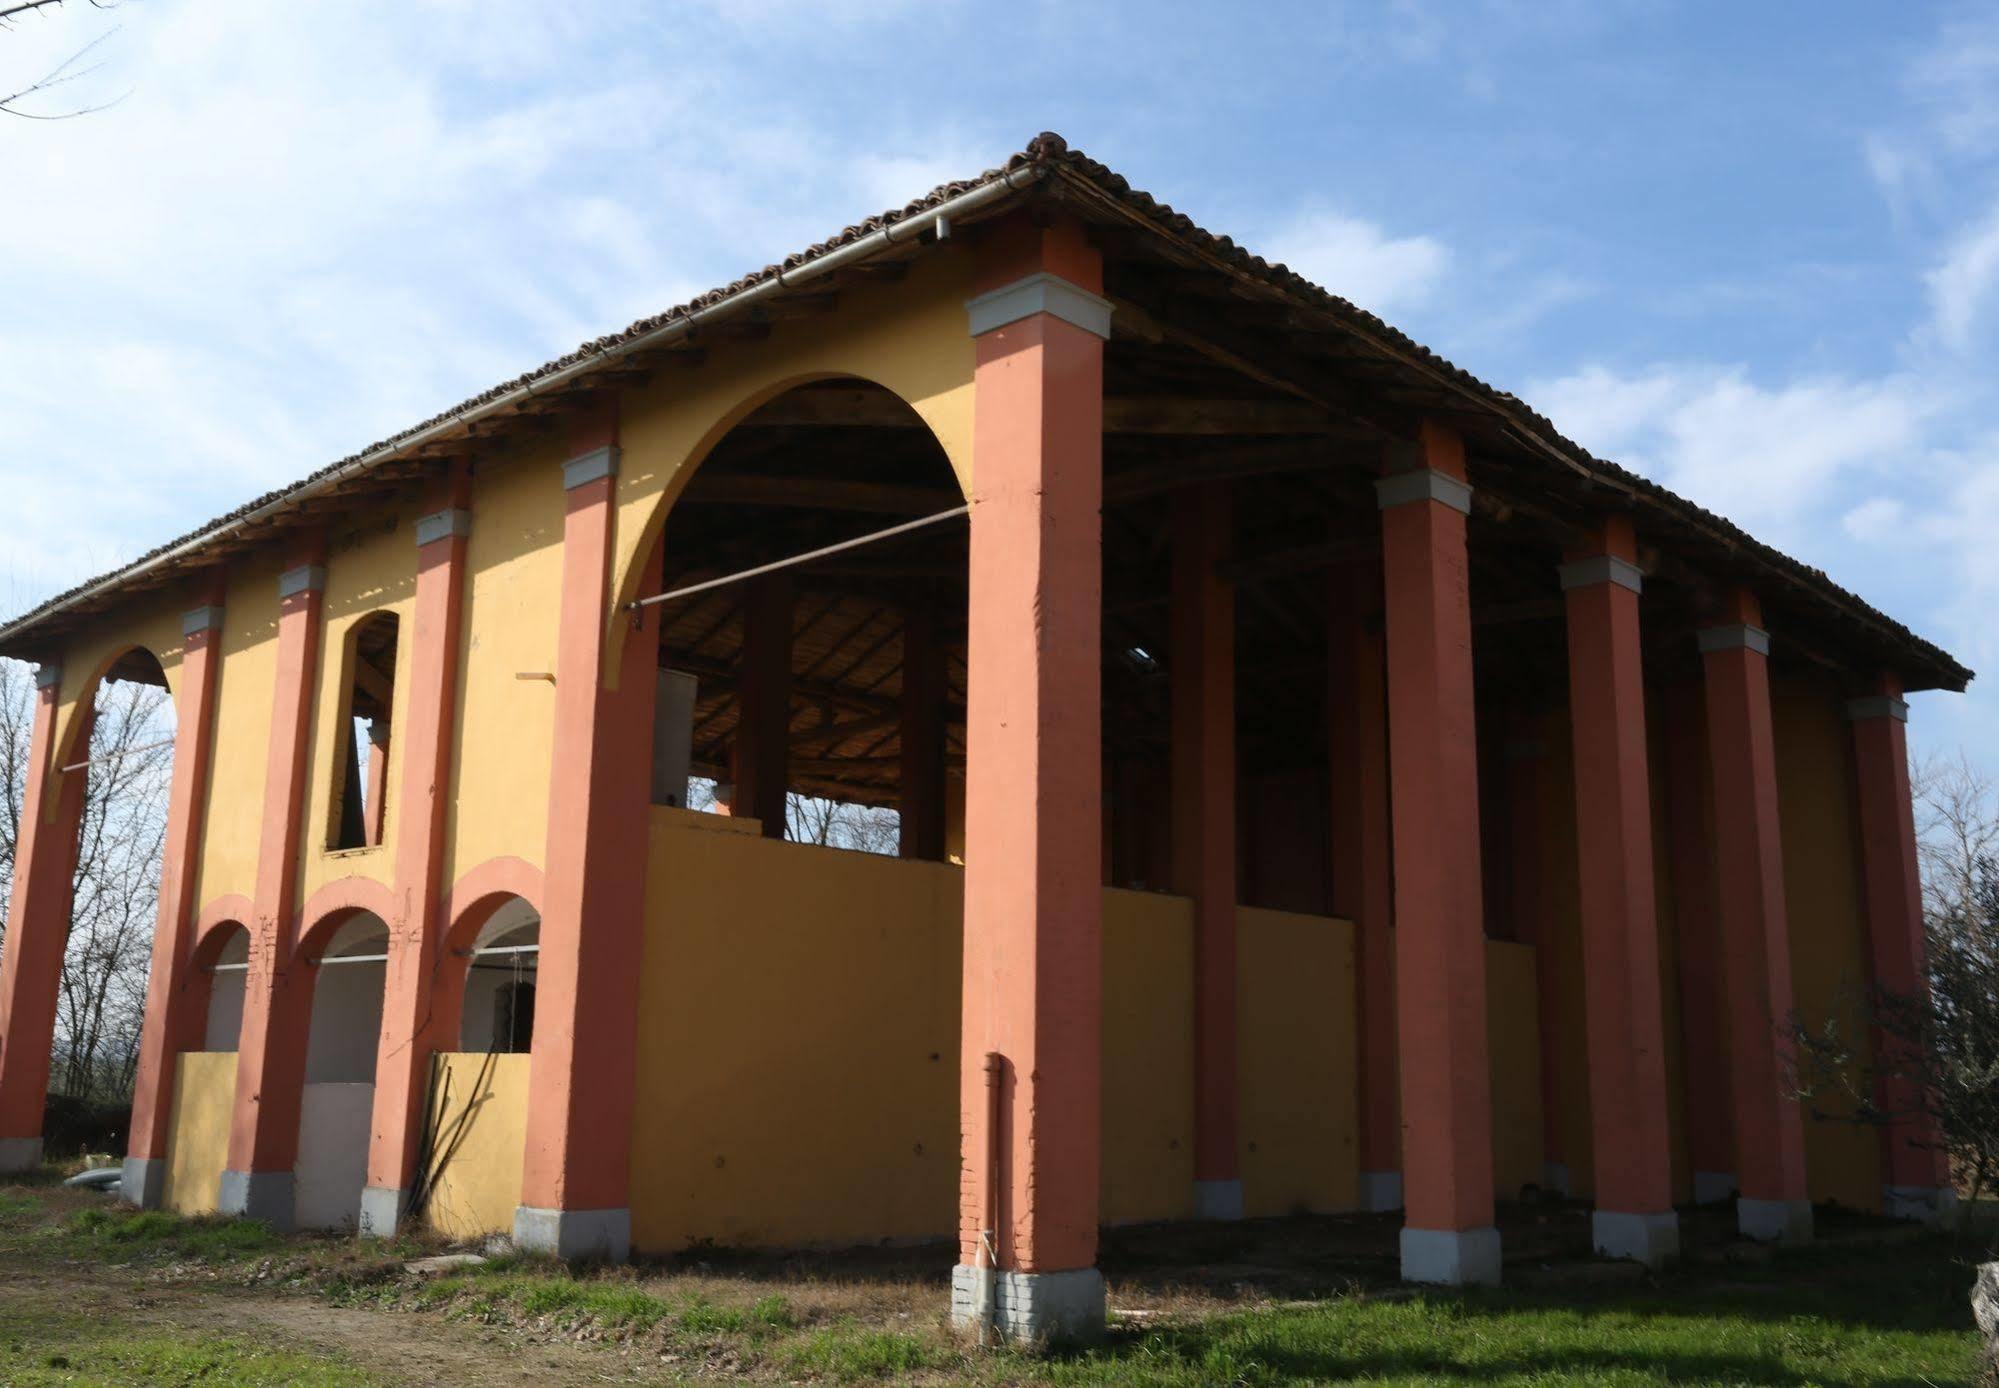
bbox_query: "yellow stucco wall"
[1238,907,1357,1216]
[1773,671,1881,1212]
[1101,889,1194,1224]
[1486,939,1544,1198]
[191,556,283,909]
[421,1052,531,1240]
[162,1050,237,1215]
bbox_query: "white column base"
[0,1137,43,1174]
[1400,1226,1502,1286]
[119,1156,166,1208]
[512,1205,630,1262]
[1737,1196,1812,1245]
[218,1168,295,1231]
[1692,1170,1736,1206]
[1359,1170,1404,1212]
[950,1264,1105,1343]
[1884,1185,1957,1224]
[1541,1161,1571,1197]
[1593,1209,1679,1268]
[359,1185,411,1238]
[1192,1178,1244,1221]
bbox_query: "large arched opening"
[291,909,390,1230]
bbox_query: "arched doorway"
[457,899,539,1054]
[198,924,251,1052]
[293,910,389,1230]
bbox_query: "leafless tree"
[786,791,899,856]
[1913,748,1999,927]
[0,657,171,1105]
[1,0,127,121]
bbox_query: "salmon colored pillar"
[514,410,661,1260]
[1502,729,1566,1195]
[899,601,948,861]
[1328,559,1399,1210]
[1170,481,1240,1220]
[121,575,229,1205]
[221,533,329,1227]
[1700,588,1812,1244]
[731,572,793,839]
[0,666,89,1171]
[1375,423,1500,1285]
[1560,517,1678,1266]
[359,465,471,1236]
[1847,673,1954,1220]
[952,215,1110,1343]
[1662,680,1734,1204]
[362,722,390,848]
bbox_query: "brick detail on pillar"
[955,215,1107,1343]
[1328,559,1398,1209]
[124,578,229,1204]
[0,667,88,1170]
[1375,423,1499,1283]
[515,417,658,1258]
[361,466,471,1236]
[1700,589,1812,1244]
[1662,680,1734,1203]
[1171,481,1239,1219]
[1561,517,1677,1264]
[732,572,793,839]
[222,541,328,1225]
[1847,672,1951,1216]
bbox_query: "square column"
[0,665,88,1173]
[898,602,948,861]
[122,584,228,1207]
[1375,424,1500,1286]
[1847,674,1953,1220]
[1170,481,1240,1220]
[1700,590,1812,1244]
[953,216,1110,1344]
[514,418,661,1261]
[1662,680,1735,1205]
[359,471,471,1237]
[731,571,793,838]
[1328,560,1399,1212]
[1559,518,1678,1267]
[219,541,329,1227]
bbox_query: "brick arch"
[293,876,398,966]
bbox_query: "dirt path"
[0,1257,654,1386]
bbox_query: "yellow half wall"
[162,1051,236,1216]
[421,1052,531,1241]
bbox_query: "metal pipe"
[305,952,390,966]
[629,505,968,611]
[60,735,175,774]
[978,1049,1004,1346]
[0,164,1044,650]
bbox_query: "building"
[0,135,1969,1342]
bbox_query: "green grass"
[0,1303,380,1387]
[53,1203,287,1259]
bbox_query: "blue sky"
[4,1,1997,760]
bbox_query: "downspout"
[978,1049,1003,1346]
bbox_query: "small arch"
[434,857,545,1056]
[192,921,251,1052]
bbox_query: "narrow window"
[330,610,400,850]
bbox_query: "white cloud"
[1261,207,1451,313]
[1927,202,1999,353]
[1842,495,1906,543]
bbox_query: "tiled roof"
[0,133,1970,690]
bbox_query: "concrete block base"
[1593,1209,1679,1268]
[1692,1170,1736,1206]
[1884,1185,1957,1224]
[359,1185,411,1238]
[1192,1178,1244,1221]
[1359,1170,1404,1212]
[0,1137,43,1174]
[1541,1161,1571,1197]
[218,1169,295,1231]
[1400,1226,1502,1286]
[119,1156,166,1209]
[950,1264,1106,1344]
[1738,1196,1812,1245]
[513,1205,630,1262]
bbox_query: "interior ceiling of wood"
[653,362,1722,807]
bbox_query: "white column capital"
[277,565,326,599]
[561,445,619,490]
[1374,468,1472,515]
[966,272,1114,340]
[182,605,226,636]
[1559,554,1643,594]
[414,508,472,547]
[1845,693,1909,723]
[1697,623,1770,656]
